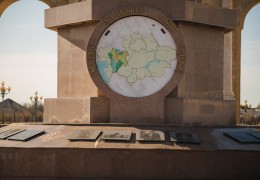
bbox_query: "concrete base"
[44,97,109,124]
[0,123,259,179]
[165,98,236,125]
[44,97,236,125]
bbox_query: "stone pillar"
[223,0,235,100]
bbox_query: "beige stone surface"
[1,123,260,150]
[43,0,239,125]
[165,98,236,125]
[223,0,235,100]
[1,124,259,179]
[45,0,236,31]
[176,22,224,99]
[110,99,165,124]
[45,0,93,30]
[44,97,109,123]
[57,23,99,98]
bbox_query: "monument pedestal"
[44,97,109,124]
[0,123,259,179]
[165,98,236,125]
[43,0,237,126]
[110,99,165,124]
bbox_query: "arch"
[0,0,17,17]
[0,0,58,107]
[239,0,260,29]
[0,0,69,17]
[235,0,260,124]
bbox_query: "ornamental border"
[87,6,186,103]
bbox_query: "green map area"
[97,32,176,85]
[108,48,129,72]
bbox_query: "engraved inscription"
[176,47,186,73]
[40,131,65,142]
[87,43,96,73]
[104,7,144,24]
[86,6,186,98]
[159,14,176,32]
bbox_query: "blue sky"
[241,3,260,107]
[0,0,57,104]
[0,0,259,107]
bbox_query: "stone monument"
[43,0,237,125]
[1,1,260,179]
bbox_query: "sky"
[0,0,259,107]
[241,3,260,107]
[0,0,57,104]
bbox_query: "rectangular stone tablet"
[169,132,200,144]
[224,131,260,143]
[247,132,260,140]
[8,130,45,141]
[101,130,132,141]
[68,130,102,141]
[0,129,26,139]
[136,130,165,142]
[0,128,11,134]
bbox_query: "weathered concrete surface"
[0,124,260,179]
[165,98,236,125]
[43,0,238,125]
[45,0,236,30]
[44,97,110,124]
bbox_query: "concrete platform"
[0,123,260,179]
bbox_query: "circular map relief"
[96,16,177,97]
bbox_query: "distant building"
[0,98,25,112]
[0,99,29,123]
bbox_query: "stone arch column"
[223,0,235,100]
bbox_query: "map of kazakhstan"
[96,16,177,97]
[97,32,176,86]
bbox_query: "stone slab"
[0,128,11,134]
[68,130,101,141]
[45,0,236,31]
[248,131,260,140]
[110,99,164,124]
[165,98,236,125]
[7,130,45,141]
[0,124,259,179]
[0,124,259,150]
[101,130,132,141]
[136,130,165,142]
[0,129,25,139]
[169,132,200,144]
[224,131,260,143]
[44,97,109,124]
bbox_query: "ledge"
[0,124,259,179]
[45,0,237,31]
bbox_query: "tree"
[240,100,251,113]
[257,103,260,109]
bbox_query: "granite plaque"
[0,128,11,134]
[8,130,45,141]
[169,132,200,144]
[101,130,132,141]
[247,132,260,140]
[136,130,165,142]
[224,132,260,143]
[68,130,102,141]
[0,129,25,139]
